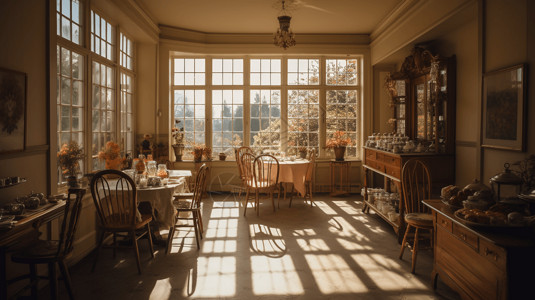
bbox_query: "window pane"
[212,90,244,158]
[326,90,360,159]
[173,90,206,159]
[288,90,320,155]
[250,90,280,151]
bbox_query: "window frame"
[170,55,361,161]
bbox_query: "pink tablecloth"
[276,160,310,196]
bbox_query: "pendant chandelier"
[273,0,296,50]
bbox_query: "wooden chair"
[235,146,254,196]
[398,159,433,274]
[9,188,86,300]
[90,169,154,274]
[290,148,317,207]
[167,164,209,253]
[243,154,279,216]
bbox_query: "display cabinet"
[385,46,456,153]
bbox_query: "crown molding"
[111,0,160,42]
[159,25,370,47]
[371,0,422,41]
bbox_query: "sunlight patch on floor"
[296,238,330,251]
[149,278,171,300]
[292,228,317,236]
[194,256,236,297]
[335,237,373,251]
[249,224,286,254]
[305,254,367,294]
[209,206,240,218]
[313,201,338,215]
[251,255,304,295]
[351,253,428,290]
[202,240,237,253]
[332,200,361,215]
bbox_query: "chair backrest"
[236,146,254,180]
[240,152,256,186]
[401,159,432,214]
[90,169,138,227]
[306,148,316,181]
[57,188,86,258]
[191,164,209,209]
[253,154,279,188]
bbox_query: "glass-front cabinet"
[386,47,456,154]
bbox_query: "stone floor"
[60,193,461,300]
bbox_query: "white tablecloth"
[137,178,186,228]
[276,159,310,196]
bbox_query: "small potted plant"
[192,144,204,162]
[325,131,353,161]
[172,119,185,161]
[58,141,85,187]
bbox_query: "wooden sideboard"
[424,200,535,300]
[362,147,454,241]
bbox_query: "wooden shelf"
[362,199,399,229]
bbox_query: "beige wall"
[482,0,535,185]
[0,0,48,203]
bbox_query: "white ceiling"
[137,0,401,35]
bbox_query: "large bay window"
[171,56,361,160]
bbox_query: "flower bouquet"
[98,141,124,170]
[58,141,85,185]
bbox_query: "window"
[212,59,243,85]
[120,73,133,155]
[55,0,134,187]
[173,58,205,86]
[91,61,115,169]
[57,46,84,181]
[288,59,319,85]
[250,59,281,86]
[212,90,244,157]
[91,10,114,60]
[250,90,281,151]
[57,0,83,44]
[119,33,133,70]
[173,90,206,158]
[326,90,359,157]
[171,56,361,160]
[287,90,319,155]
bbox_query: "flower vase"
[299,151,307,159]
[193,148,203,162]
[172,144,184,162]
[67,176,78,188]
[334,146,346,161]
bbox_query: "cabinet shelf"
[362,199,399,229]
[0,178,26,189]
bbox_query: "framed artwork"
[0,68,26,153]
[482,64,528,151]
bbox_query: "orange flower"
[325,131,353,149]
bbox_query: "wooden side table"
[330,160,351,196]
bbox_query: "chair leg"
[92,231,106,272]
[132,231,142,274]
[256,190,260,216]
[59,259,75,300]
[197,210,204,235]
[146,223,155,258]
[48,262,58,300]
[243,188,251,216]
[411,227,420,274]
[271,191,276,212]
[113,232,117,258]
[193,213,200,249]
[166,224,176,254]
[289,185,295,207]
[30,263,38,298]
[399,224,411,259]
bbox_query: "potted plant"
[325,131,353,161]
[58,141,85,187]
[192,144,204,162]
[172,119,185,161]
[298,146,308,159]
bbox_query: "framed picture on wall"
[0,68,26,154]
[482,63,528,151]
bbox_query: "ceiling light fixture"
[273,0,296,50]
